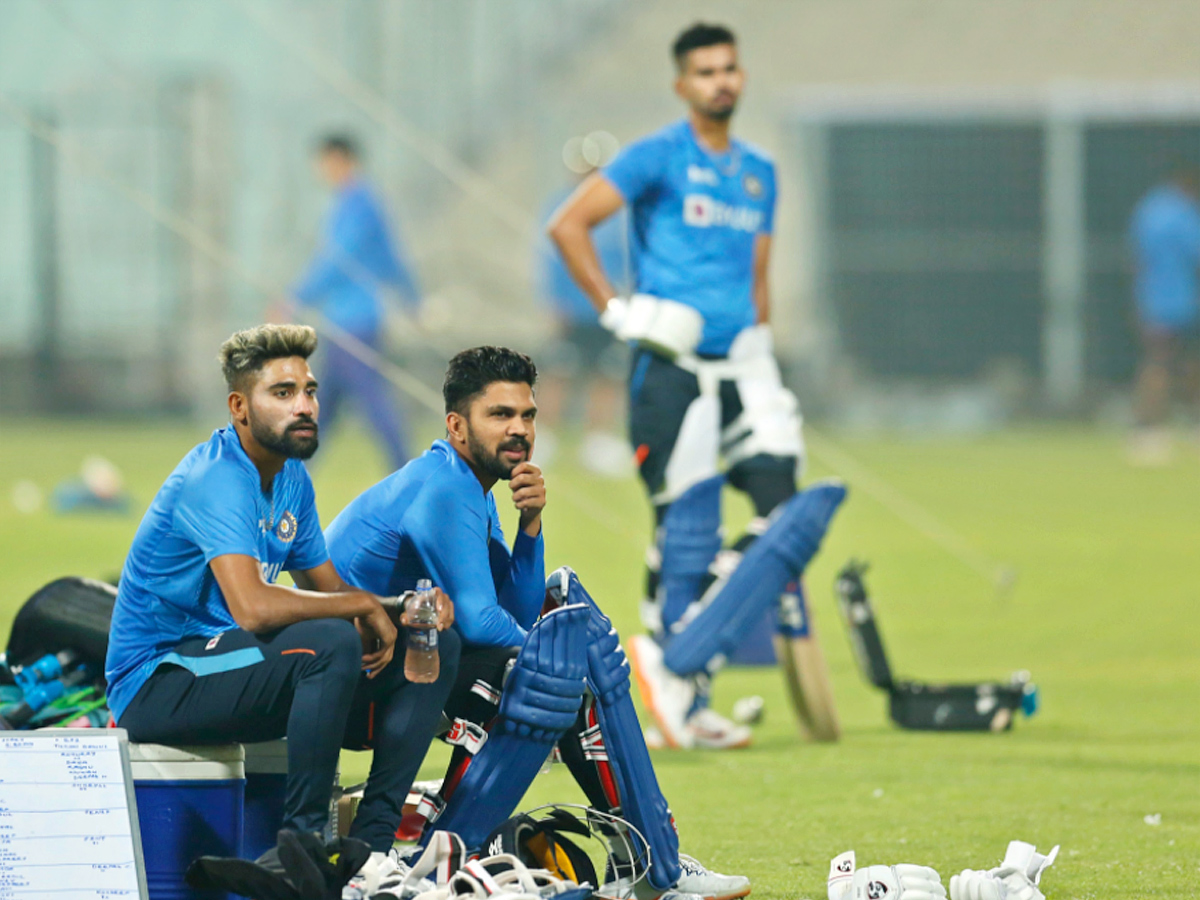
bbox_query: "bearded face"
[249,400,319,460]
[464,417,530,481]
[239,356,321,461]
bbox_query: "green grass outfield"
[1,418,1197,899]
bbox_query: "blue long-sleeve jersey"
[324,440,544,647]
[293,178,420,339]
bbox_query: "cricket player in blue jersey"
[549,23,845,749]
[326,347,757,900]
[293,135,420,470]
[1128,166,1200,464]
[105,324,458,868]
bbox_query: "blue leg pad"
[430,604,590,850]
[663,481,847,677]
[548,568,682,892]
[658,475,724,634]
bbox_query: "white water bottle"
[404,579,439,683]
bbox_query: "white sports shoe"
[628,635,696,750]
[597,854,749,900]
[344,847,436,900]
[685,709,751,750]
[596,875,705,900]
[641,711,751,751]
[676,854,751,900]
[343,851,392,900]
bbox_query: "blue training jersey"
[539,185,629,324]
[324,440,544,648]
[293,178,420,339]
[1130,184,1200,329]
[601,119,776,356]
[105,426,328,720]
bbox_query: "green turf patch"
[1,418,1196,898]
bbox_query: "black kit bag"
[835,561,1037,732]
[6,576,117,669]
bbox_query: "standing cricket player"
[548,23,845,749]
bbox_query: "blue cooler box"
[129,743,245,900]
[242,740,288,861]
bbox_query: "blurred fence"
[791,87,1200,412]
[0,0,626,416]
[5,1,1200,423]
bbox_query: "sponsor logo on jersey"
[682,193,763,232]
[687,165,719,185]
[275,511,298,543]
[205,634,221,651]
[260,560,284,583]
[743,174,763,197]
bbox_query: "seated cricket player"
[326,346,842,899]
[105,324,459,865]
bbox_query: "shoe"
[627,635,696,749]
[344,851,391,900]
[596,874,705,900]
[643,711,751,751]
[344,847,435,900]
[676,854,750,900]
[685,709,751,750]
[643,725,666,750]
[597,855,748,900]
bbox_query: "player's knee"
[728,453,797,516]
[286,618,361,676]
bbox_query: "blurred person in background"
[536,132,630,476]
[291,134,420,471]
[548,23,842,750]
[1129,164,1200,465]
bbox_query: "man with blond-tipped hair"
[105,323,458,863]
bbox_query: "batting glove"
[949,841,1058,900]
[829,851,946,900]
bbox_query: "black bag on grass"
[6,576,116,669]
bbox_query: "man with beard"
[547,22,843,750]
[105,323,459,864]
[325,346,751,900]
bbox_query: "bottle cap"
[416,578,433,591]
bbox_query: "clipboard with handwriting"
[0,728,147,899]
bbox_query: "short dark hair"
[443,346,538,415]
[318,133,360,161]
[218,324,318,393]
[672,22,736,71]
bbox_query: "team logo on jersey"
[687,164,719,185]
[275,511,298,543]
[683,194,763,232]
[743,174,763,198]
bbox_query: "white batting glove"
[828,851,945,900]
[828,851,856,900]
[599,296,629,334]
[949,841,1059,900]
[599,294,703,359]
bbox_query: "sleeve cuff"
[512,529,543,555]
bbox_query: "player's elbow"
[456,614,521,650]
[546,212,583,250]
[546,217,569,248]
[225,592,272,634]
[230,607,269,634]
